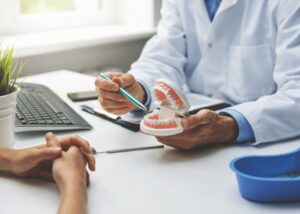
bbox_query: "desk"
[0,70,299,214]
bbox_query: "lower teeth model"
[140,79,190,136]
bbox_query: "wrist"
[59,179,87,199]
[219,115,239,144]
[0,149,16,174]
[58,178,88,214]
[57,175,86,193]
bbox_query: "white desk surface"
[1,70,300,214]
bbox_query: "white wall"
[18,37,150,76]
[115,0,162,27]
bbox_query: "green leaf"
[0,44,25,96]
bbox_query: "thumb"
[31,147,62,163]
[45,132,60,148]
[114,73,135,88]
[181,109,217,130]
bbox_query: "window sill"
[3,25,156,58]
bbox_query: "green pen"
[100,73,147,112]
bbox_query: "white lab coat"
[129,0,300,144]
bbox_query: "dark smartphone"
[67,91,98,102]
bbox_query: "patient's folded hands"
[46,132,93,187]
[50,139,90,214]
[45,132,95,172]
[7,133,95,181]
[52,145,89,191]
[9,144,62,178]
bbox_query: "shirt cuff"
[220,108,256,143]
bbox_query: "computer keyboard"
[15,83,92,132]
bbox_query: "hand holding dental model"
[141,79,238,150]
[96,73,238,150]
[156,109,238,150]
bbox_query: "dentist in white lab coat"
[95,0,300,149]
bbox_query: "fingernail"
[46,132,54,138]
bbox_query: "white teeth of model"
[144,117,151,124]
[153,109,159,114]
[159,87,165,93]
[167,94,176,108]
[161,119,168,124]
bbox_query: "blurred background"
[0,0,162,75]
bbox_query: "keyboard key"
[46,120,54,124]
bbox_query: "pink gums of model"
[141,79,190,136]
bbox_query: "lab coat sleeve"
[229,1,300,145]
[129,0,187,108]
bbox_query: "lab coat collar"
[192,0,239,27]
[218,0,238,14]
[192,0,211,31]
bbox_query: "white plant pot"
[0,86,20,148]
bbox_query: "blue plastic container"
[230,148,300,203]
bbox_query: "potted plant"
[0,45,24,148]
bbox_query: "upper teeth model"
[140,79,190,136]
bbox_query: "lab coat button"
[208,43,213,48]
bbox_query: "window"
[2,0,115,34]
[20,0,75,14]
[20,0,103,14]
[0,0,158,36]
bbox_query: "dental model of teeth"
[140,79,190,136]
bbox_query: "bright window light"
[20,0,75,14]
[12,0,113,34]
[19,0,103,14]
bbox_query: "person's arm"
[155,0,300,149]
[225,1,300,144]
[58,179,87,214]
[0,146,61,178]
[52,146,89,214]
[129,0,188,109]
[0,133,94,179]
[94,1,187,115]
[47,134,91,214]
[0,149,19,174]
[0,134,94,214]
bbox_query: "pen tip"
[141,106,147,112]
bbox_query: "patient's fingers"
[59,135,92,154]
[45,132,60,147]
[59,135,96,171]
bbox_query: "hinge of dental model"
[140,79,190,136]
